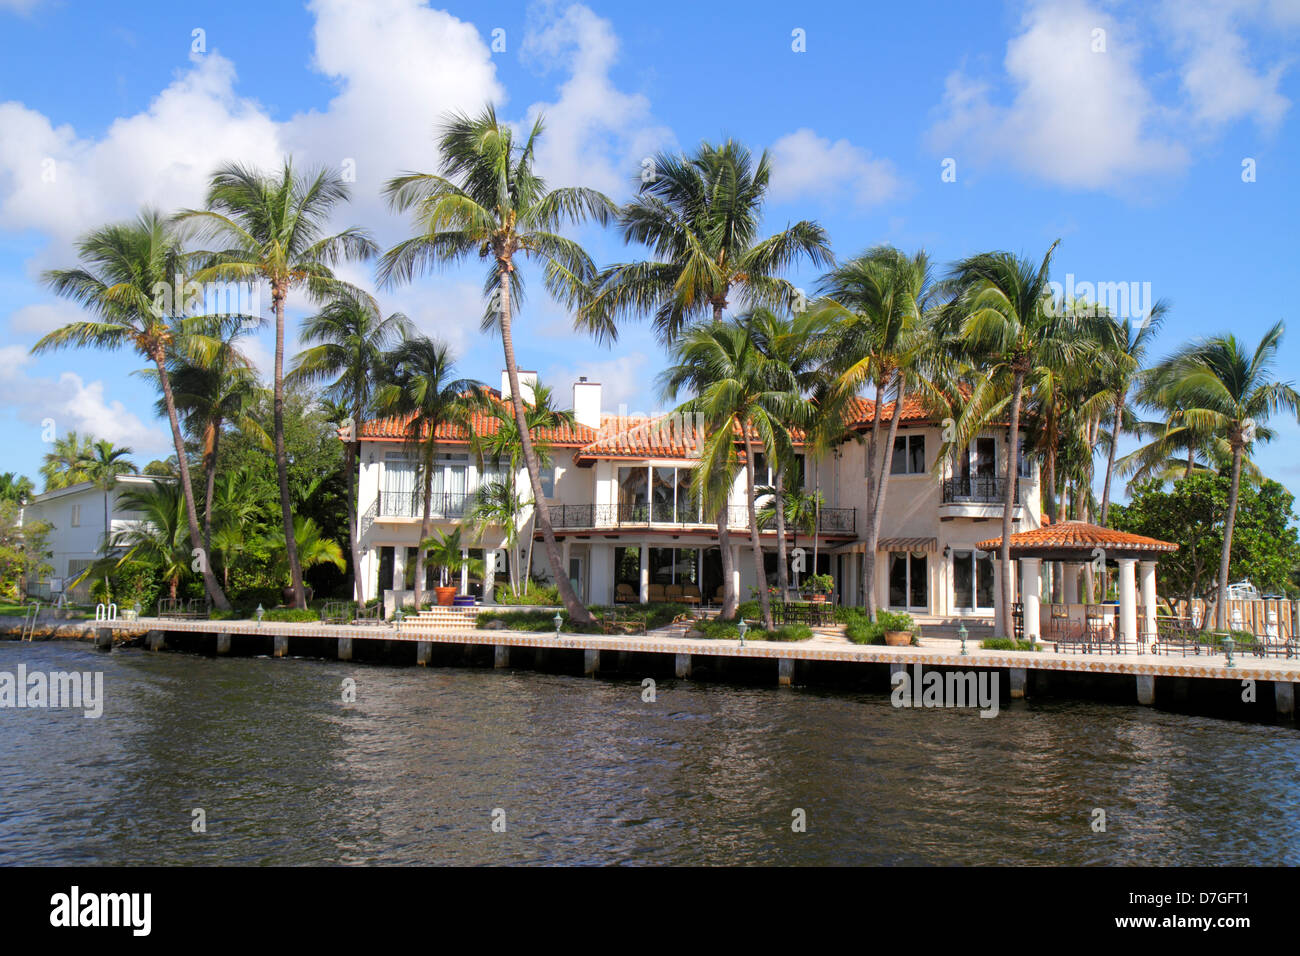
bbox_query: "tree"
[0,500,51,600]
[816,247,937,619]
[180,160,378,608]
[289,292,412,602]
[661,318,802,630]
[580,140,833,344]
[1157,321,1300,629]
[39,431,94,491]
[81,439,138,556]
[420,526,485,590]
[373,335,477,608]
[33,211,231,609]
[106,482,193,601]
[263,516,346,585]
[379,105,614,624]
[940,241,1102,637]
[0,474,35,504]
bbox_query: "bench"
[354,603,383,626]
[320,600,354,625]
[157,598,210,620]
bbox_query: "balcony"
[940,476,1022,520]
[546,502,856,535]
[373,491,473,520]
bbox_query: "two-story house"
[352,373,1042,625]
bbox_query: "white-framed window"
[888,550,928,609]
[70,504,81,527]
[953,549,996,610]
[539,464,556,498]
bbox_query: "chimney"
[500,369,537,406]
[572,376,602,429]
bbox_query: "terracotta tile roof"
[353,392,600,446]
[976,521,1178,554]
[843,394,938,427]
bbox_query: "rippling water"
[2,641,1298,865]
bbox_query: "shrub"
[263,608,320,623]
[845,619,886,645]
[769,623,813,642]
[877,610,915,633]
[694,618,741,640]
[980,637,1041,651]
[493,583,562,606]
[476,608,602,633]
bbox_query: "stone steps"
[411,606,479,630]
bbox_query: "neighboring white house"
[351,372,1043,623]
[22,475,168,602]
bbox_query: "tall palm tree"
[39,431,94,491]
[379,105,614,624]
[580,140,833,344]
[0,473,34,504]
[466,479,522,597]
[288,292,412,602]
[32,211,231,608]
[940,241,1101,637]
[815,247,936,620]
[82,439,137,555]
[145,317,268,566]
[372,335,477,608]
[263,516,346,584]
[661,319,802,630]
[1095,304,1169,526]
[179,160,378,608]
[1158,321,1299,629]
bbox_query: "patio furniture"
[680,583,702,606]
[320,600,354,625]
[712,586,727,605]
[648,583,667,603]
[614,583,637,604]
[157,598,210,620]
[354,604,383,626]
[1012,602,1024,641]
[665,583,684,603]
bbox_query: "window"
[754,452,803,489]
[890,435,926,475]
[70,504,81,527]
[539,464,555,498]
[953,550,996,610]
[1017,445,1034,478]
[888,551,928,609]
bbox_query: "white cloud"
[545,353,650,414]
[927,0,1188,189]
[521,2,675,195]
[768,128,902,207]
[8,299,83,335]
[0,346,169,454]
[1160,0,1291,130]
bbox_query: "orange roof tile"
[976,521,1178,554]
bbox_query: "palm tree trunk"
[744,441,774,630]
[861,380,885,616]
[414,453,433,608]
[1216,443,1244,631]
[203,423,220,566]
[774,469,789,596]
[345,439,364,603]
[497,267,592,624]
[999,370,1025,638]
[1102,400,1123,528]
[523,509,537,595]
[153,351,230,610]
[866,373,906,620]
[272,288,307,608]
[717,509,737,619]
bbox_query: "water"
[2,641,1298,865]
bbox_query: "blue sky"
[1,0,1297,499]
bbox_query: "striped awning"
[876,537,938,552]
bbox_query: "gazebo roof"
[975,521,1178,560]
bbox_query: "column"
[483,548,497,604]
[1021,557,1041,643]
[639,544,650,604]
[1063,562,1079,604]
[392,546,406,593]
[359,548,378,602]
[1117,558,1138,646]
[730,545,742,604]
[589,544,613,606]
[460,548,469,594]
[992,560,1004,636]
[1139,560,1157,641]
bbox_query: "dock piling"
[583,649,600,677]
[273,635,288,658]
[417,641,433,666]
[95,628,112,650]
[1135,675,1155,706]
[216,633,232,655]
[338,637,353,661]
[1275,681,1295,717]
[675,653,692,679]
[1009,668,1027,699]
[778,658,794,687]
[147,630,165,652]
[494,645,509,668]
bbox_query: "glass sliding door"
[652,467,676,522]
[953,550,995,611]
[888,550,928,610]
[617,466,648,523]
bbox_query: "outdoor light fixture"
[737,619,749,647]
[554,611,563,637]
[958,623,969,656]
[1223,634,1236,669]
[255,603,264,627]
[132,601,141,619]
[394,608,404,630]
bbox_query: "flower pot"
[282,585,314,605]
[452,594,476,608]
[811,593,828,604]
[434,586,457,607]
[884,630,912,646]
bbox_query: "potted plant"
[879,610,915,646]
[421,526,484,607]
[804,573,834,603]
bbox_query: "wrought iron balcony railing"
[546,502,855,534]
[941,476,1020,505]
[374,491,473,520]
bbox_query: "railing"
[941,476,1019,505]
[373,491,473,520]
[547,502,855,534]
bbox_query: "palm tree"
[815,247,936,619]
[39,431,94,491]
[466,479,522,597]
[661,319,802,630]
[466,381,575,595]
[1158,321,1299,630]
[420,526,485,591]
[107,482,192,601]
[288,292,412,602]
[32,211,231,609]
[210,467,262,589]
[0,473,34,504]
[372,335,477,608]
[1094,305,1169,526]
[82,439,137,555]
[179,160,378,608]
[263,516,346,585]
[145,317,268,566]
[378,105,614,624]
[580,140,833,344]
[940,241,1101,638]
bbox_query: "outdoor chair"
[614,583,637,604]
[354,604,382,626]
[680,583,702,606]
[648,583,667,603]
[665,583,684,603]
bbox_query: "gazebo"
[975,521,1179,645]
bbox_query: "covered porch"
[976,521,1179,648]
